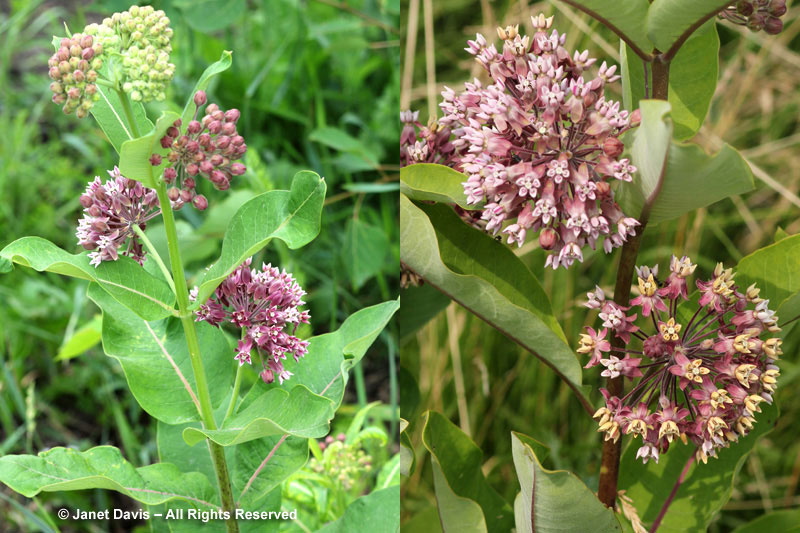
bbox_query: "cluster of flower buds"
[151,91,246,210]
[310,434,372,491]
[48,34,103,118]
[85,5,175,101]
[580,255,782,464]
[400,110,457,167]
[193,257,309,385]
[719,0,787,34]
[436,15,640,269]
[76,167,160,266]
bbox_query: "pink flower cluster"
[438,16,640,268]
[400,110,456,167]
[151,91,247,210]
[580,256,782,464]
[76,167,160,266]
[193,258,310,385]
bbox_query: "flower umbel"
[719,0,787,34]
[47,34,103,118]
[75,167,160,266]
[194,258,310,384]
[582,255,782,464]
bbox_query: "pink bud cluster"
[437,16,640,268]
[580,256,782,464]
[151,91,247,210]
[400,110,456,167]
[48,34,103,118]
[76,167,160,267]
[719,0,787,34]
[193,258,310,385]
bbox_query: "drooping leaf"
[180,51,233,128]
[119,111,180,187]
[88,283,232,424]
[182,385,335,446]
[0,237,176,321]
[400,197,589,405]
[342,218,390,290]
[558,0,653,59]
[174,0,246,32]
[56,315,102,361]
[398,284,451,342]
[511,432,619,533]
[400,163,473,208]
[618,402,778,531]
[191,171,326,308]
[646,0,732,57]
[317,486,400,533]
[90,84,154,153]
[0,446,218,509]
[422,411,514,533]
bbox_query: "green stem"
[224,330,247,421]
[116,88,141,138]
[131,224,176,294]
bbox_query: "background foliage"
[0,0,399,530]
[400,1,800,531]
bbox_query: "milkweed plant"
[399,2,796,532]
[0,5,398,532]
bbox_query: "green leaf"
[646,0,731,56]
[56,315,102,361]
[399,284,451,342]
[180,51,233,128]
[119,110,180,188]
[344,401,381,443]
[559,0,653,59]
[619,41,647,114]
[343,218,390,290]
[377,455,401,489]
[618,402,778,531]
[0,237,176,321]
[621,141,754,223]
[0,446,218,509]
[400,163,473,208]
[630,100,673,202]
[422,411,512,533]
[511,432,619,533]
[174,0,246,32]
[400,418,415,477]
[91,85,154,153]
[88,284,232,424]
[191,171,326,309]
[316,486,400,533]
[309,127,379,169]
[732,509,800,533]
[181,385,336,446]
[233,435,309,507]
[157,420,216,484]
[400,197,589,405]
[736,234,800,310]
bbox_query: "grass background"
[0,0,399,531]
[400,0,800,531]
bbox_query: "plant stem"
[224,330,247,421]
[596,52,670,509]
[650,454,694,532]
[116,88,140,138]
[130,224,176,294]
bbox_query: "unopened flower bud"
[180,189,193,202]
[770,0,787,16]
[764,16,783,34]
[539,227,558,249]
[230,163,246,176]
[192,194,208,210]
[603,137,624,158]
[82,47,95,61]
[164,167,178,183]
[208,120,222,134]
[149,154,162,166]
[224,109,240,123]
[736,1,754,16]
[167,125,180,138]
[200,161,214,175]
[187,120,202,134]
[194,90,207,106]
[167,187,181,202]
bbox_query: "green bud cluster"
[85,5,175,102]
[310,440,373,491]
[47,34,103,118]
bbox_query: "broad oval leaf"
[400,163,474,208]
[630,100,673,203]
[316,486,400,533]
[732,509,800,533]
[646,0,732,56]
[0,446,219,509]
[232,435,309,508]
[0,237,175,321]
[511,432,619,533]
[88,283,232,424]
[119,111,181,188]
[422,411,513,533]
[182,385,335,446]
[191,171,326,308]
[91,84,154,153]
[400,196,590,406]
[618,402,778,531]
[559,0,653,59]
[399,284,451,342]
[736,234,800,311]
[180,51,233,128]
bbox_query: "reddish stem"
[650,453,695,532]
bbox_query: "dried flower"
[719,0,786,34]
[582,255,781,464]
[431,15,639,268]
[47,34,103,118]
[193,258,310,384]
[76,167,160,266]
[154,91,246,210]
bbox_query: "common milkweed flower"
[76,167,160,266]
[400,110,456,167]
[581,256,782,464]
[719,0,786,34]
[47,34,103,118]
[435,15,640,269]
[152,91,247,210]
[193,258,310,385]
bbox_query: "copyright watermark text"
[58,507,298,522]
